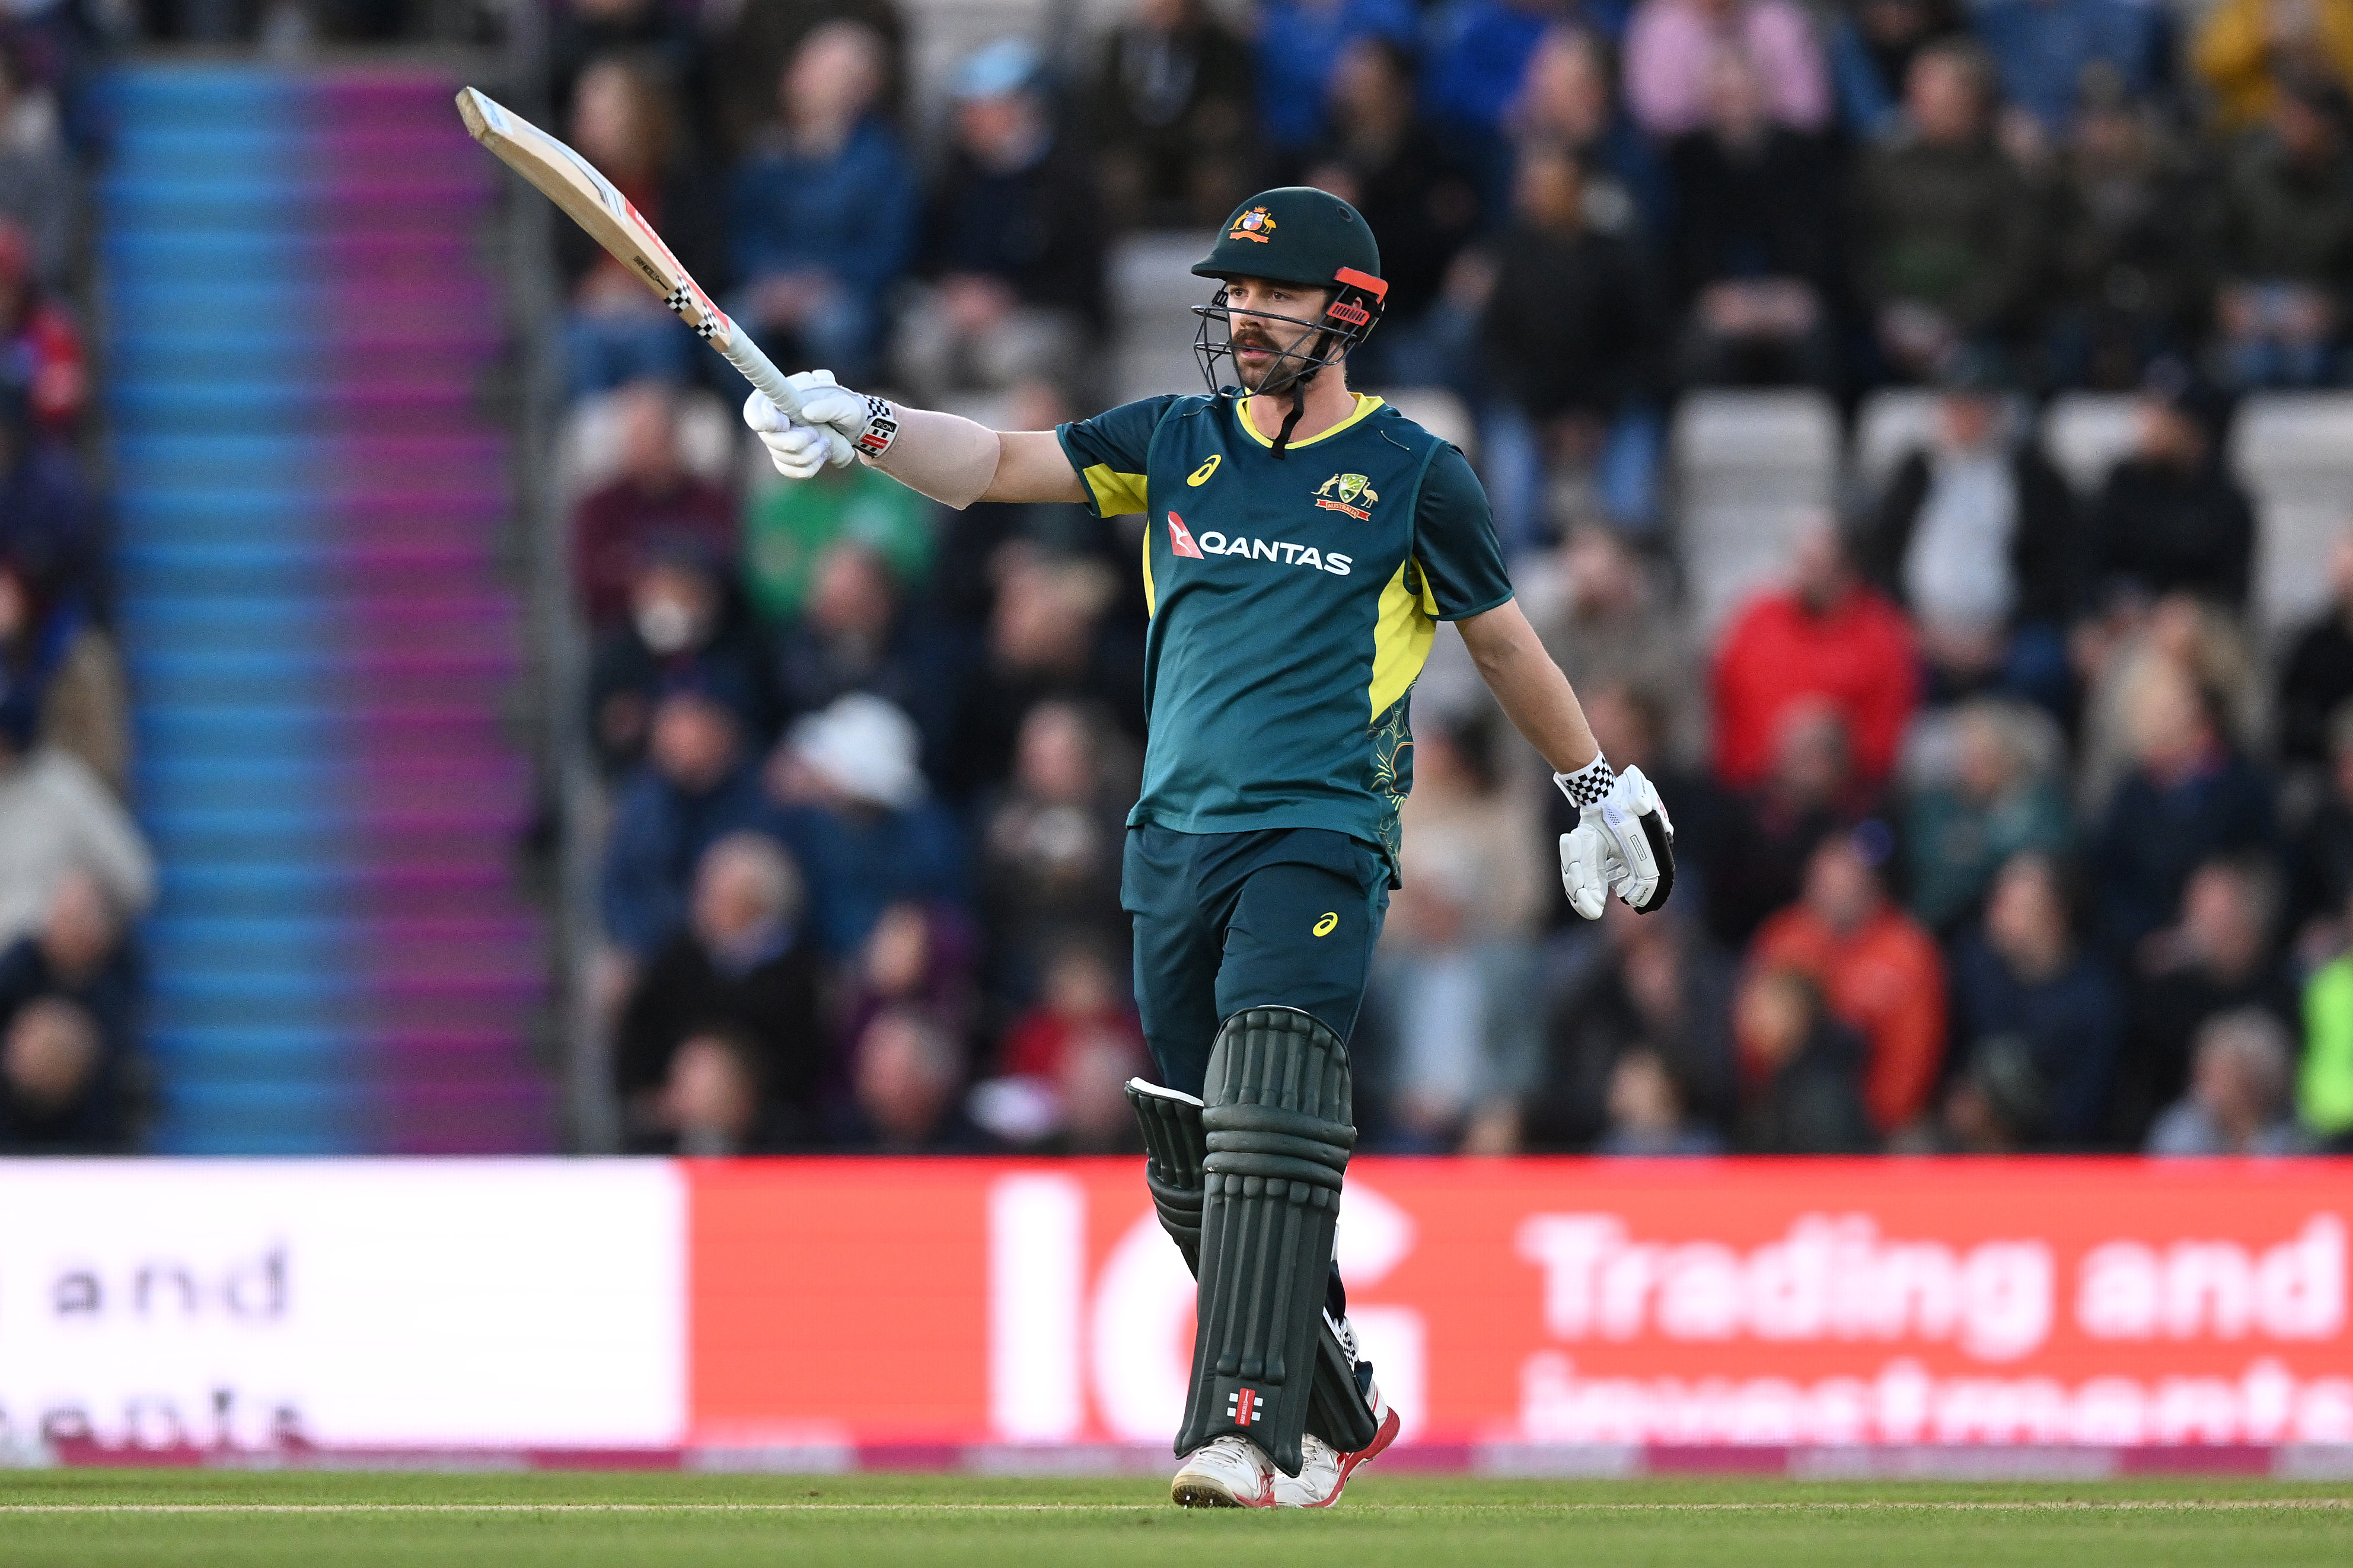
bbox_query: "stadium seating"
[1669,389,1840,634]
[100,65,551,1153]
[2230,393,2353,641]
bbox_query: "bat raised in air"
[455,85,806,421]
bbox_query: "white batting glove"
[744,370,901,480]
[1557,759,1677,919]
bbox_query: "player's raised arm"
[741,372,1085,509]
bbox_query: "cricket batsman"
[741,187,1675,1506]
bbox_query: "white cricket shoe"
[1269,1378,1402,1509]
[1169,1433,1277,1508]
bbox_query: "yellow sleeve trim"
[1234,394,1385,450]
[1081,464,1150,516]
[1368,555,1437,720]
[1140,520,1157,618]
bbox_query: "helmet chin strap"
[1266,332,1334,461]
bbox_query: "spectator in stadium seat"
[1297,37,1482,389]
[0,695,150,956]
[938,548,1145,801]
[731,22,918,387]
[560,56,719,398]
[1855,40,2042,380]
[2275,534,2353,769]
[707,0,908,160]
[1944,850,2121,1147]
[1477,144,1662,541]
[2086,363,2255,611]
[970,940,1150,1152]
[978,700,1132,1013]
[586,547,779,780]
[1710,521,1918,795]
[0,244,60,454]
[1701,698,1861,948]
[547,0,707,131]
[2045,77,2221,392]
[0,384,100,609]
[767,539,939,736]
[2213,71,2353,388]
[2284,704,2353,945]
[1824,0,1962,142]
[1622,0,1831,140]
[1363,717,1546,1149]
[0,46,72,292]
[741,444,935,631]
[0,868,138,1148]
[2146,1007,2310,1154]
[1856,353,2080,709]
[1519,523,1704,765]
[570,382,739,633]
[1732,964,1879,1152]
[2072,592,2263,819]
[2092,660,2274,967]
[1595,1048,1728,1155]
[1512,900,1738,1151]
[1088,0,1259,231]
[2297,884,2353,1148]
[836,897,981,1070]
[598,685,771,960]
[0,994,110,1152]
[614,832,827,1152]
[1249,0,1418,158]
[1751,828,1947,1135]
[2194,0,2353,136]
[2115,856,2297,1146]
[1427,0,1630,150]
[764,693,964,959]
[0,554,125,796]
[1504,25,1670,239]
[844,1005,987,1152]
[1971,0,2164,139]
[1663,49,1842,390]
[1902,700,2072,937]
[900,40,1107,400]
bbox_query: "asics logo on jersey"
[1187,454,1221,486]
[1312,912,1339,937]
[1313,472,1378,520]
[1192,529,1353,575]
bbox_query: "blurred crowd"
[0,13,151,1154]
[562,0,2353,1161]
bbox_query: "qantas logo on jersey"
[1166,512,1204,558]
[1191,528,1352,575]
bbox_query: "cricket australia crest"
[1313,472,1377,520]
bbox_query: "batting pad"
[1174,1007,1358,1476]
[1127,1076,1383,1458]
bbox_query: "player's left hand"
[744,370,859,478]
[1559,764,1676,919]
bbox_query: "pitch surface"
[0,1469,2345,1566]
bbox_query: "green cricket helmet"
[1190,187,1388,411]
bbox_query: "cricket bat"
[455,85,807,421]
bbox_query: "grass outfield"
[0,1469,2346,1567]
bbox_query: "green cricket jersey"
[1056,390,1514,874]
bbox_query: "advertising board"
[3,1158,2346,1461]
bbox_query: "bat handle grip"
[718,320,808,423]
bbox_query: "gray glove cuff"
[1553,754,1614,810]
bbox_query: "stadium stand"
[99,65,549,1153]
